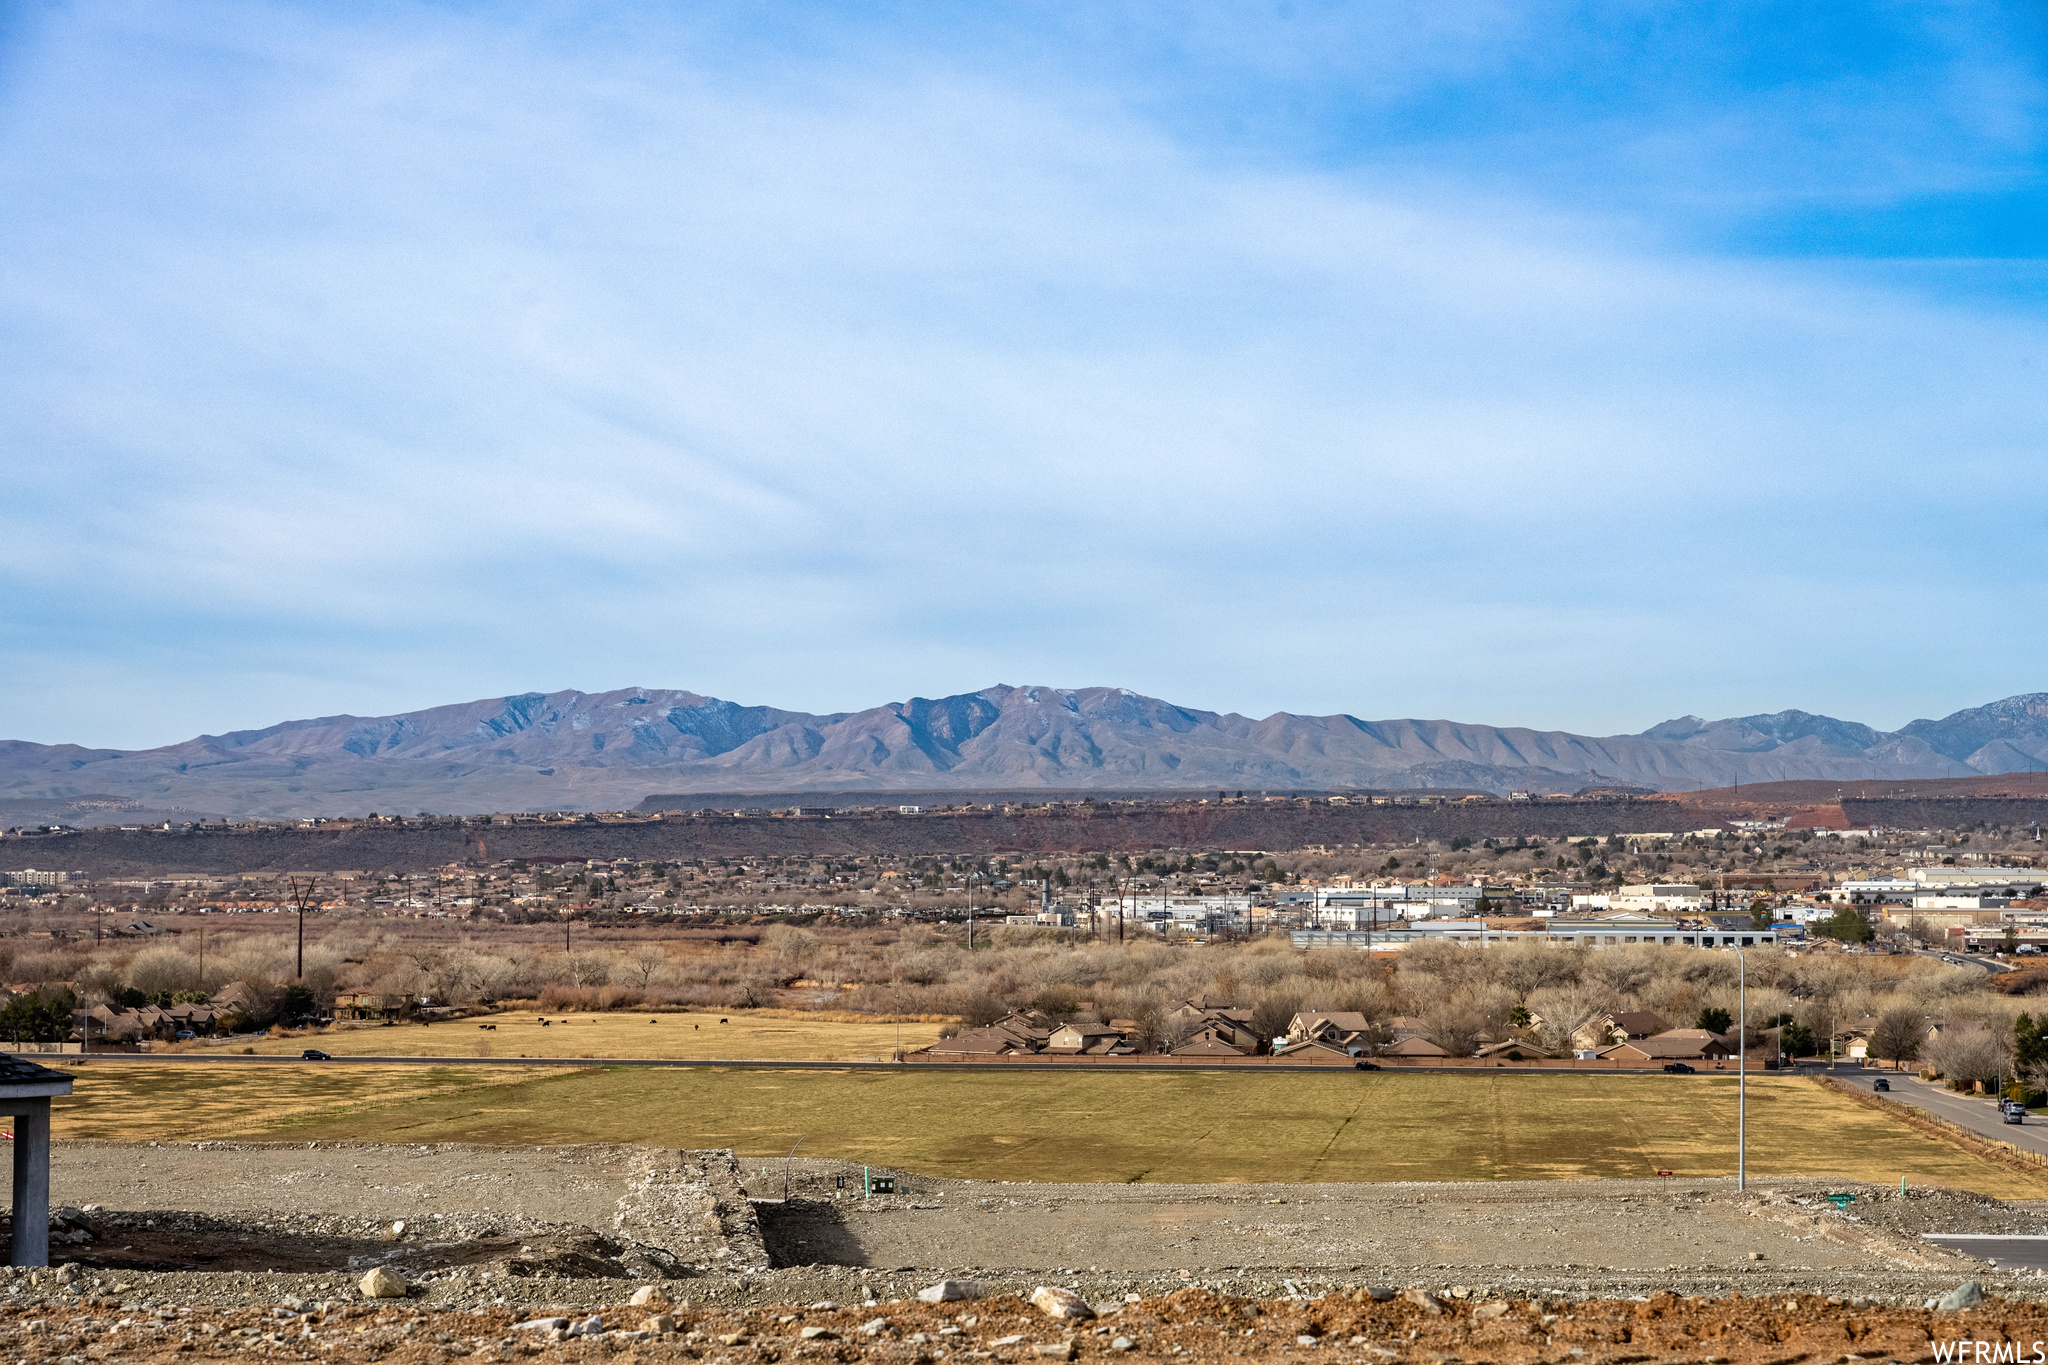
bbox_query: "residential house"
[1166,998,1260,1051]
[923,1010,1058,1058]
[1269,1036,1360,1062]
[1169,1026,1251,1057]
[1605,1010,1671,1041]
[1379,1035,1450,1058]
[1285,1011,1379,1055]
[1046,1024,1135,1056]
[1598,1028,1735,1063]
[333,992,416,1022]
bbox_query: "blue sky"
[2,1,2045,749]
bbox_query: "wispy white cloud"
[1,1,2045,747]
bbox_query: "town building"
[1543,909,1778,949]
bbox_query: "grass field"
[53,1062,561,1142]
[49,1065,2048,1198]
[213,1010,944,1062]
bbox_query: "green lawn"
[55,1064,2048,1198]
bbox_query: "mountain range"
[4,685,2047,822]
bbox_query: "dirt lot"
[6,1142,2046,1304]
[2,1141,2045,1361]
[743,1159,2044,1294]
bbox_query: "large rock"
[918,1279,985,1303]
[1937,1281,1985,1311]
[1402,1287,1445,1315]
[1031,1287,1096,1322]
[357,1267,408,1299]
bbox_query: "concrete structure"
[1909,866,2048,891]
[1569,883,1706,914]
[1291,920,1549,950]
[1308,883,1508,928]
[1835,878,1919,905]
[0,870,71,888]
[0,1055,73,1266]
[1544,909,1777,949]
[1297,910,1780,951]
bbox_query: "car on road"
[1662,1063,1696,1074]
[301,1049,331,1061]
[1873,1078,1891,1091]
[2002,1100,2027,1124]
[1353,1061,1381,1071]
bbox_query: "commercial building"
[0,869,72,888]
[1568,883,1706,914]
[1291,919,1549,950]
[1543,909,1777,950]
[1307,882,1507,928]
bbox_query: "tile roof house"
[334,993,415,1021]
[1380,1035,1450,1058]
[1269,1036,1361,1063]
[924,1010,1059,1057]
[1166,1000,1259,1049]
[1046,1024,1135,1056]
[1286,1012,1380,1055]
[1605,1010,1672,1041]
[1598,1028,1735,1062]
[1169,1027,1251,1057]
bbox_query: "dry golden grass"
[52,1063,557,1142]
[221,1009,944,1062]
[50,1065,2048,1198]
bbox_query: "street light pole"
[1736,946,1748,1192]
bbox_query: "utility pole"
[967,869,975,951]
[287,876,317,980]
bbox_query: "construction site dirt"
[1,1141,2046,1359]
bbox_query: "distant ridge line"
[3,683,2046,821]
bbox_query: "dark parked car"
[1662,1062,1696,1074]
[1873,1078,1891,1092]
[301,1049,331,1061]
[1354,1060,1381,1071]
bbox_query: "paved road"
[1869,1072,2048,1158]
[1911,948,2009,974]
[13,1052,1758,1078]
[1923,1236,2048,1272]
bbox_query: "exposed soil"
[742,1159,2048,1304]
[0,1284,2042,1363]
[9,1141,2048,1362]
